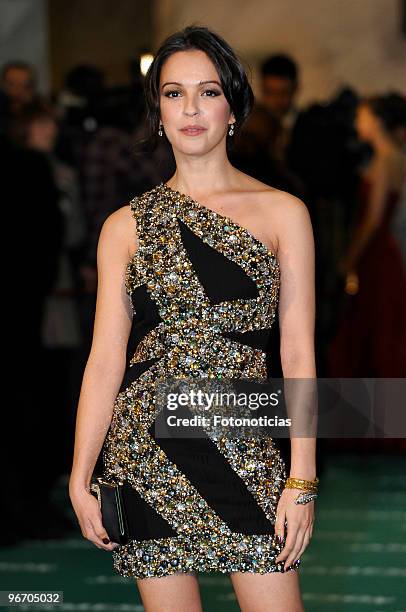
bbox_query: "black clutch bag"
[90,475,177,546]
[89,477,131,545]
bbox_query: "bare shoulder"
[262,189,311,252]
[99,203,136,259]
[260,184,307,211]
[237,172,309,219]
[243,175,310,228]
[234,172,312,253]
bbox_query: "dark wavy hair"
[363,92,406,133]
[137,24,254,153]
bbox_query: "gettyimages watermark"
[152,377,406,439]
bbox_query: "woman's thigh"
[229,569,304,612]
[135,571,202,612]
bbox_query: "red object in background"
[328,177,406,377]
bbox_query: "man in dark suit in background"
[259,54,301,166]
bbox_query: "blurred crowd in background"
[1,53,405,546]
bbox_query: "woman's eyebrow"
[161,80,221,88]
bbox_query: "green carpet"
[1,452,405,611]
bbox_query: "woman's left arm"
[266,191,317,570]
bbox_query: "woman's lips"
[180,127,207,136]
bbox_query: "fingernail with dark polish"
[103,537,110,544]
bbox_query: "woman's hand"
[69,483,120,551]
[274,487,315,570]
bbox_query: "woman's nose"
[183,95,199,116]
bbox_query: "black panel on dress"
[222,328,271,351]
[120,284,164,392]
[119,357,161,393]
[177,218,259,303]
[129,285,162,337]
[121,482,178,541]
[151,426,275,536]
[125,284,162,365]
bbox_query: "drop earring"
[228,122,235,136]
[158,121,163,137]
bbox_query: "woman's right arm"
[69,204,136,550]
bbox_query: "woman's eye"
[202,89,221,97]
[163,89,221,98]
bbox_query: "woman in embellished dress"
[69,26,317,611]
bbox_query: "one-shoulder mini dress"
[101,183,301,578]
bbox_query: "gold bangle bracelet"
[285,476,319,492]
[286,476,319,485]
[285,483,318,492]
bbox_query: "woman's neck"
[167,159,237,198]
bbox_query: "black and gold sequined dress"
[101,182,301,578]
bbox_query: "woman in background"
[328,93,406,377]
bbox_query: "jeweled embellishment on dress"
[101,183,301,578]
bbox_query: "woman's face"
[159,49,235,155]
[355,104,381,142]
